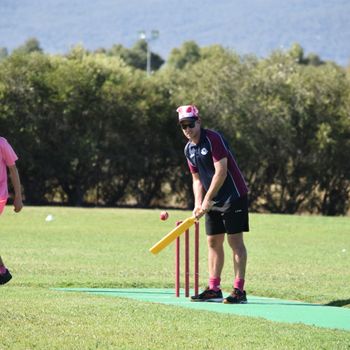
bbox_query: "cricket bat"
[149,216,197,255]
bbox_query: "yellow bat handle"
[149,216,197,255]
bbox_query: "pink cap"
[176,105,199,122]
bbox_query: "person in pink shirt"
[0,137,23,285]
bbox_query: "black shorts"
[205,196,249,235]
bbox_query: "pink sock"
[234,278,245,292]
[0,265,7,275]
[209,277,221,291]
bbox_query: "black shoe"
[0,269,12,285]
[190,287,223,302]
[223,288,247,304]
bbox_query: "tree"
[165,44,350,214]
[1,41,348,213]
[0,52,54,203]
[12,37,43,55]
[287,43,324,66]
[167,41,201,69]
[0,47,8,61]
[106,40,164,72]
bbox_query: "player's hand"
[13,196,23,213]
[193,200,214,219]
[192,205,202,220]
[201,198,214,213]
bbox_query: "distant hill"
[1,0,349,66]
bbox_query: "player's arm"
[201,157,227,212]
[8,164,23,212]
[192,172,205,219]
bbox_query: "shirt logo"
[190,152,195,158]
[201,148,208,155]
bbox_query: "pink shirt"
[0,137,18,200]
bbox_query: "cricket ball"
[160,211,169,221]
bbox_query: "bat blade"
[149,216,196,255]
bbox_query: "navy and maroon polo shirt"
[184,128,248,209]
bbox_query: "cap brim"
[179,117,198,123]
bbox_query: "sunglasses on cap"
[180,121,196,130]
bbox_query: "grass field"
[0,207,349,349]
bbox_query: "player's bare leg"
[0,256,12,285]
[224,233,248,304]
[207,234,225,278]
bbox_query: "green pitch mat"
[55,288,350,331]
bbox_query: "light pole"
[138,30,159,76]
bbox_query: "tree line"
[0,39,349,215]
